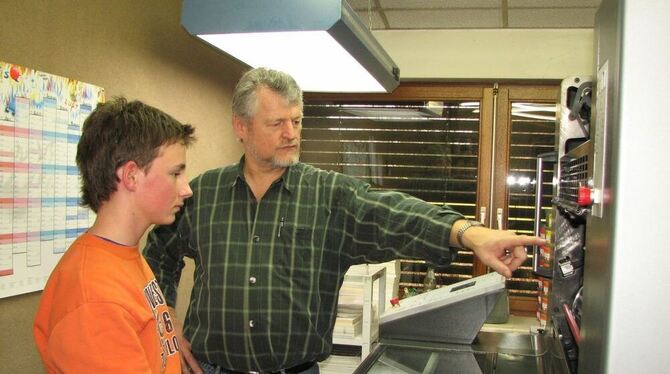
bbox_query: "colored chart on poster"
[0,61,104,298]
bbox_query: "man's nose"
[282,121,298,139]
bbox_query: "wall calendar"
[0,61,104,298]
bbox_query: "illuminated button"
[249,320,255,328]
[253,235,260,242]
[249,276,257,284]
[577,186,592,206]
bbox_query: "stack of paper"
[333,304,363,337]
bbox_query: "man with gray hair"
[144,67,544,374]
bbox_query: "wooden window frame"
[305,81,560,316]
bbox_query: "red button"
[577,186,592,206]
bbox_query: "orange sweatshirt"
[33,233,181,373]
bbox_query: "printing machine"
[353,272,569,373]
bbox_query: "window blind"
[506,102,557,298]
[301,101,481,296]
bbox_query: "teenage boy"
[33,97,196,373]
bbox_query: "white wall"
[608,1,670,372]
[374,29,594,80]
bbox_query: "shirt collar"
[282,162,304,194]
[233,156,246,186]
[233,155,300,194]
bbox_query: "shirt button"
[249,320,255,328]
[249,276,257,284]
[253,235,260,242]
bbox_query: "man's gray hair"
[232,67,303,121]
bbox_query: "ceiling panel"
[509,0,601,7]
[354,10,387,30]
[508,8,598,28]
[385,9,502,29]
[346,0,602,30]
[378,0,501,9]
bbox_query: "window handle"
[497,208,504,230]
[479,206,487,225]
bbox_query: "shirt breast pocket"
[277,224,314,271]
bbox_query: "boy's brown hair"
[76,97,196,212]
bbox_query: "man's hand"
[454,222,546,278]
[169,307,202,374]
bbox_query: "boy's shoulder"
[45,235,142,304]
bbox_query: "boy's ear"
[117,160,141,191]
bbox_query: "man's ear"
[117,160,141,191]
[233,115,247,142]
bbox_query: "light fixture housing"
[181,0,400,93]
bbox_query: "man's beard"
[247,141,300,168]
[272,152,299,167]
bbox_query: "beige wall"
[375,29,594,80]
[0,2,595,373]
[0,1,244,372]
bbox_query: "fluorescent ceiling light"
[200,32,384,92]
[181,0,400,93]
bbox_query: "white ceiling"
[348,0,602,30]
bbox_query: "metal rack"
[333,264,387,359]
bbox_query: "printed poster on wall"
[0,61,105,298]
